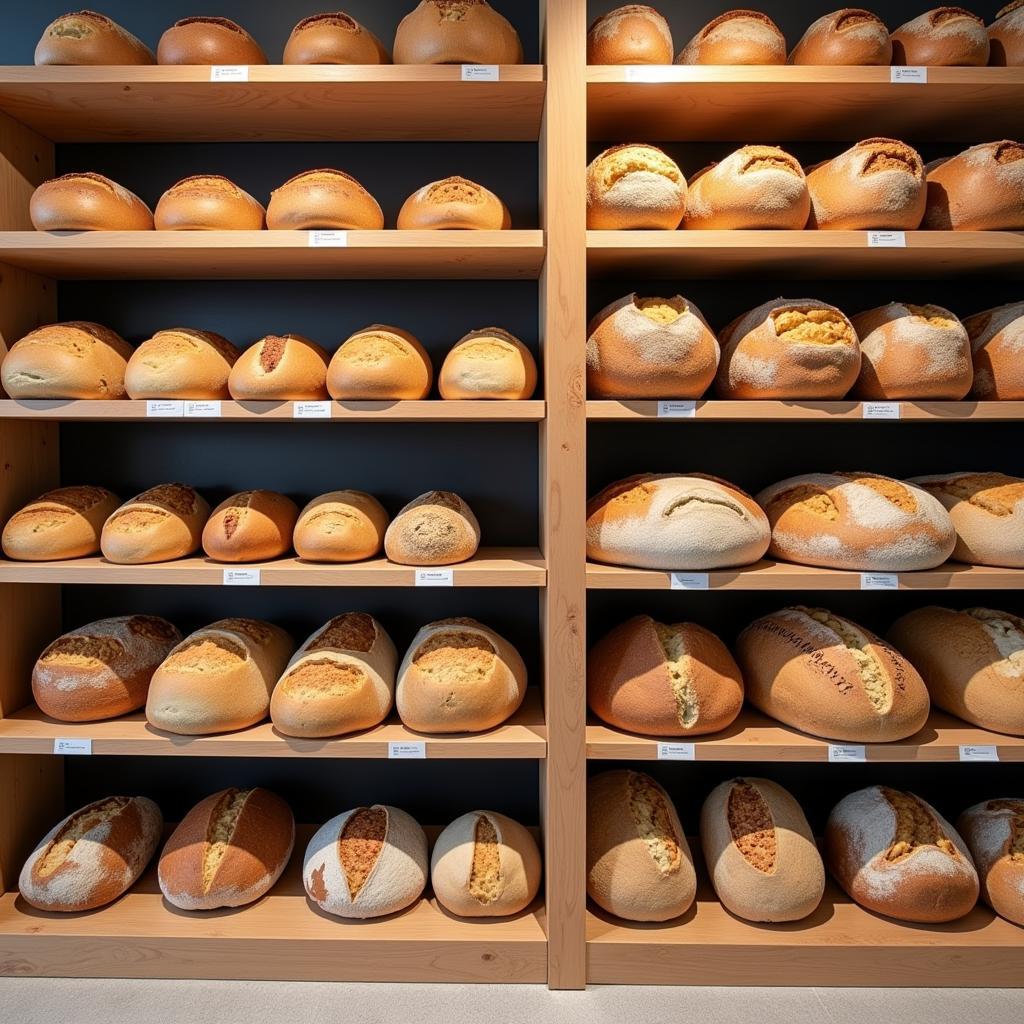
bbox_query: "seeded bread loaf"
[923,141,1024,231]
[397,176,511,230]
[100,483,209,565]
[327,324,433,400]
[989,1,1024,65]
[35,11,155,65]
[439,328,537,400]
[891,7,989,65]
[228,334,330,401]
[293,490,390,563]
[957,799,1024,925]
[124,328,239,401]
[587,5,674,64]
[202,490,299,563]
[30,173,153,231]
[19,796,162,912]
[384,490,480,566]
[266,169,384,231]
[586,144,687,230]
[966,301,1024,399]
[393,1,523,64]
[284,12,391,64]
[676,10,786,65]
[2,485,120,561]
[789,9,892,65]
[155,175,265,231]
[157,16,268,65]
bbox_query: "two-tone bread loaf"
[157,17,268,65]
[966,302,1024,399]
[958,799,1024,925]
[228,334,330,401]
[2,485,120,561]
[202,490,299,563]
[923,141,1024,231]
[100,484,210,565]
[789,9,892,65]
[384,490,480,565]
[284,12,391,64]
[438,328,537,400]
[587,5,674,64]
[30,173,153,231]
[124,328,239,401]
[587,144,687,230]
[293,490,390,562]
[327,325,433,400]
[398,176,510,230]
[891,7,989,65]
[266,169,384,231]
[676,10,786,65]
[989,1,1024,65]
[35,11,155,65]
[393,1,523,65]
[155,175,265,231]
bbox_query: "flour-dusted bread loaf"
[587,472,771,570]
[396,617,526,733]
[587,5,674,64]
[757,472,956,571]
[100,483,209,565]
[989,1,1024,64]
[957,799,1024,925]
[384,490,480,565]
[303,805,428,919]
[737,606,931,742]
[202,490,299,563]
[891,7,989,65]
[676,10,786,64]
[923,141,1024,231]
[35,10,155,65]
[587,770,696,922]
[966,302,1024,399]
[32,615,181,722]
[3,321,133,400]
[293,490,389,563]
[271,612,397,738]
[284,12,391,64]
[587,144,687,230]
[157,16,268,65]
[393,0,523,64]
[431,810,541,918]
[125,328,239,400]
[228,334,330,401]
[588,615,744,737]
[398,176,511,230]
[826,786,979,922]
[155,175,265,231]
[158,788,295,911]
[266,169,384,231]
[146,618,294,735]
[327,324,433,400]
[700,778,825,922]
[684,146,810,230]
[889,606,1024,736]
[2,485,120,561]
[30,173,153,231]
[439,327,537,400]
[713,298,861,400]
[19,796,162,912]
[789,9,892,65]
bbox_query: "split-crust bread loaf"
[851,302,973,400]
[19,796,162,912]
[284,12,391,64]
[684,146,810,230]
[888,606,1024,736]
[35,11,155,65]
[266,169,384,231]
[756,471,957,571]
[431,810,541,917]
[989,1,1024,65]
[700,778,825,922]
[397,176,511,230]
[789,9,892,65]
[676,10,787,65]
[439,327,537,399]
[393,0,523,64]
[891,7,989,65]
[826,786,979,923]
[586,144,687,230]
[157,16,268,65]
[587,770,696,922]
[32,615,181,722]
[957,799,1024,925]
[228,334,330,401]
[293,490,389,563]
[588,615,744,737]
[966,302,1024,399]
[202,490,299,563]
[384,490,480,565]
[923,141,1024,230]
[737,606,931,742]
[146,618,294,735]
[158,787,295,911]
[271,612,397,738]
[124,328,239,400]
[2,485,120,561]
[327,324,433,400]
[100,483,210,565]
[587,5,674,64]
[30,173,153,231]
[586,472,771,570]
[303,804,428,918]
[806,138,927,230]
[396,616,526,733]
[155,175,266,231]
[713,298,861,400]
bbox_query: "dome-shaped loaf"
[327,325,433,400]
[957,799,1024,926]
[923,141,1024,231]
[266,169,384,231]
[989,1,1024,65]
[676,10,786,64]
[439,328,537,400]
[155,175,265,231]
[891,7,989,65]
[125,328,239,401]
[229,334,330,401]
[397,176,510,230]
[393,1,523,64]
[384,490,480,565]
[587,6,674,64]
[789,9,892,66]
[293,490,390,563]
[2,485,120,562]
[157,16,268,65]
[101,483,210,565]
[202,490,299,563]
[30,173,153,231]
[586,144,687,230]
[35,11,155,65]
[966,302,1024,399]
[284,12,391,64]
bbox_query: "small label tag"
[53,738,91,755]
[293,401,332,419]
[185,400,221,418]
[828,743,866,763]
[625,66,677,82]
[862,402,901,420]
[657,742,695,761]
[416,568,454,587]
[146,400,184,418]
[211,65,249,82]
[657,400,696,419]
[223,568,261,586]
[959,744,999,762]
[861,572,899,590]
[670,572,709,591]
[867,230,906,248]
[461,64,499,81]
[308,230,349,247]
[891,66,927,84]
[389,741,426,759]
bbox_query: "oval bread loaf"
[676,10,786,64]
[266,168,384,231]
[891,7,989,65]
[587,5,674,64]
[124,327,239,400]
[228,334,330,401]
[586,144,687,230]
[202,489,299,563]
[35,11,155,65]
[326,324,433,401]
[439,327,537,400]
[284,12,390,64]
[989,1,1024,65]
[384,490,480,566]
[397,176,511,230]
[966,302,1024,399]
[30,173,154,231]
[155,175,265,231]
[2,485,120,561]
[157,16,268,65]
[393,1,523,65]
[789,9,892,66]
[957,799,1024,926]
[100,483,209,565]
[923,141,1024,231]
[293,490,390,563]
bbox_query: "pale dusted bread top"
[957,799,1024,925]
[789,9,892,65]
[393,1,524,65]
[30,173,154,231]
[284,13,390,64]
[103,483,205,531]
[586,144,687,230]
[157,17,268,65]
[676,10,787,64]
[989,1,1024,65]
[3,484,120,561]
[266,168,384,231]
[924,141,1024,230]
[327,324,433,400]
[965,302,1024,399]
[439,327,537,400]
[124,327,239,400]
[293,489,389,562]
[384,489,480,565]
[36,11,156,65]
[397,176,511,230]
[891,7,989,65]
[155,175,266,231]
[587,6,674,64]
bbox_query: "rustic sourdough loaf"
[155,175,265,231]
[284,12,391,64]
[393,1,523,64]
[891,7,989,65]
[229,334,330,401]
[157,16,268,64]
[587,5,674,64]
[30,173,153,231]
[384,490,480,565]
[125,328,239,400]
[293,490,390,563]
[989,1,1024,64]
[957,799,1024,925]
[923,141,1024,230]
[965,301,1024,399]
[586,144,687,230]
[398,176,510,230]
[789,9,892,65]
[35,11,155,65]
[2,485,120,561]
[327,324,433,400]
[202,490,299,563]
[266,169,384,231]
[439,328,537,400]
[100,483,209,565]
[676,10,786,64]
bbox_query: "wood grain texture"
[586,400,1024,422]
[0,585,59,720]
[0,109,52,231]
[0,754,62,895]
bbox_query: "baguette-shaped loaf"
[957,799,1024,925]
[267,169,384,230]
[397,176,511,230]
[35,11,155,65]
[100,483,209,565]
[124,328,239,400]
[989,1,1024,65]
[966,302,1024,399]
[676,10,786,64]
[228,334,330,401]
[327,324,433,400]
[923,141,1024,230]
[202,489,299,563]
[2,485,120,561]
[293,490,389,562]
[789,9,892,65]
[439,328,537,400]
[384,490,480,566]
[587,144,687,230]
[155,175,265,231]
[891,7,989,65]
[587,5,674,64]
[393,1,523,64]
[30,173,153,231]
[157,17,268,65]
[284,12,391,64]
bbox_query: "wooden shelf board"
[586,400,1024,422]
[587,65,1024,143]
[0,65,546,142]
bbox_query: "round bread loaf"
[2,485,120,562]
[157,16,268,65]
[737,606,931,742]
[923,141,1024,231]
[851,302,972,400]
[19,796,162,912]
[587,472,770,570]
[891,7,989,65]
[303,805,428,919]
[35,11,155,65]
[284,12,391,64]
[684,146,810,230]
[266,169,384,231]
[124,327,239,400]
[700,778,825,923]
[271,612,397,738]
[587,770,696,922]
[397,176,510,230]
[155,175,265,231]
[587,5,674,64]
[202,490,298,563]
[588,615,744,737]
[228,334,330,401]
[713,298,861,400]
[676,10,786,65]
[757,472,956,571]
[439,327,537,400]
[826,786,979,923]
[327,324,433,400]
[966,301,1024,399]
[30,173,153,231]
[396,616,526,733]
[989,1,1024,65]
[586,144,687,230]
[384,490,480,566]
[789,9,892,65]
[293,490,389,563]
[431,810,541,917]
[158,787,295,911]
[32,615,181,722]
[393,0,523,64]
[100,483,209,565]
[957,799,1024,926]
[146,618,294,735]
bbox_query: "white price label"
[657,400,696,419]
[211,65,249,82]
[461,64,499,81]
[867,230,906,248]
[861,572,899,590]
[185,400,222,418]
[308,230,349,247]
[828,743,866,763]
[53,738,91,755]
[293,401,332,419]
[146,400,184,418]
[388,741,426,759]
[891,66,927,84]
[416,568,454,587]
[862,402,901,420]
[223,568,261,586]
[657,742,695,761]
[625,66,678,82]
[670,572,709,591]
[959,744,999,762]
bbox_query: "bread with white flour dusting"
[957,799,1024,926]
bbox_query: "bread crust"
[587,5,674,64]
[266,168,384,231]
[228,334,330,401]
[157,16,268,65]
[965,301,1024,399]
[293,490,390,562]
[284,12,391,64]
[35,11,155,65]
[891,7,989,66]
[30,173,153,231]
[439,327,537,399]
[100,483,210,565]
[789,9,892,66]
[586,144,687,230]
[327,324,433,400]
[3,484,121,561]
[989,1,1024,65]
[125,327,239,400]
[201,490,298,563]
[958,799,1024,925]
[397,176,511,230]
[676,10,786,65]
[155,175,265,231]
[384,490,480,565]
[393,0,523,64]
[923,141,1024,230]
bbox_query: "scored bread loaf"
[966,301,1024,399]
[587,5,674,64]
[157,16,268,65]
[676,10,786,64]
[283,12,391,64]
[891,7,989,65]
[30,173,153,231]
[266,169,384,231]
[384,490,480,565]
[957,799,1024,925]
[923,141,1024,231]
[293,490,390,563]
[586,144,687,230]
[124,328,239,400]
[397,176,511,230]
[35,11,155,65]
[393,0,523,64]
[202,490,299,563]
[228,334,330,401]
[327,324,433,400]
[155,175,265,231]
[2,485,120,561]
[789,9,892,65]
[989,1,1024,65]
[439,328,537,400]
[100,483,210,565]
[700,778,825,922]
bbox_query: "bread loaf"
[888,606,1024,736]
[100,483,209,565]
[228,334,330,401]
[587,293,719,399]
[439,327,537,399]
[431,811,541,917]
[587,473,770,570]
[284,12,391,64]
[158,788,295,910]
[586,144,687,230]
[2,485,120,561]
[676,10,786,65]
[35,11,155,65]
[32,615,181,722]
[146,618,294,735]
[397,176,510,230]
[19,796,162,912]
[957,799,1024,925]
[587,770,696,922]
[966,301,1024,399]
[384,490,480,565]
[303,805,428,918]
[201,490,298,563]
[923,141,1024,231]
[713,298,860,399]
[789,9,892,65]
[293,490,389,563]
[851,302,972,400]
[155,175,265,231]
[393,0,523,64]
[587,5,674,64]
[266,169,384,231]
[826,786,979,922]
[157,16,268,65]
[757,472,956,571]
[327,324,433,400]
[891,7,989,65]
[700,778,825,922]
[124,328,238,400]
[989,1,1024,65]
[271,612,397,738]
[30,173,153,231]
[396,617,526,733]
[684,146,810,230]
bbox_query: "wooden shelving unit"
[586,400,1024,422]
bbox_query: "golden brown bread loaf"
[293,490,389,563]
[266,169,384,231]
[439,327,537,399]
[100,483,210,565]
[586,144,687,230]
[587,5,674,64]
[327,324,433,400]
[957,799,1024,925]
[397,176,510,230]
[30,173,153,231]
[155,175,265,231]
[35,11,155,65]
[891,7,989,65]
[124,327,239,401]
[789,9,892,65]
[966,302,1024,399]
[284,12,391,63]
[157,16,268,65]
[384,490,480,565]
[3,485,120,561]
[228,334,330,401]
[201,490,299,563]
[676,10,786,64]
[393,0,523,64]
[989,1,1024,64]
[923,141,1024,230]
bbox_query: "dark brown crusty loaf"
[2,485,120,561]
[35,11,155,65]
